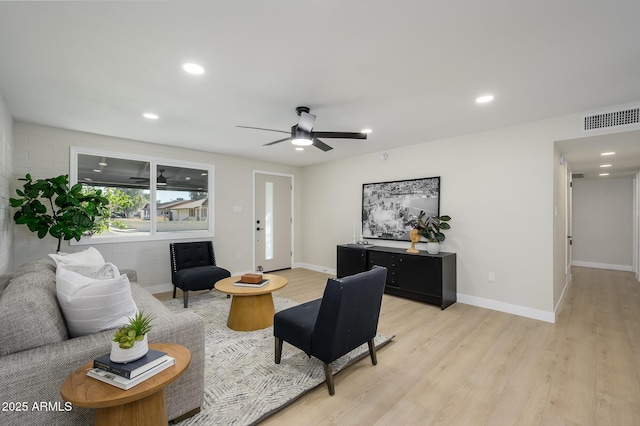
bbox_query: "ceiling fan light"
[182,63,205,75]
[292,138,313,146]
[476,94,494,104]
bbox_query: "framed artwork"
[362,176,440,241]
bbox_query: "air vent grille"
[582,107,639,132]
[572,173,585,179]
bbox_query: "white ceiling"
[0,1,639,171]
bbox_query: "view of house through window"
[74,150,212,241]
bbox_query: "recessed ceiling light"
[182,63,205,75]
[295,147,304,151]
[98,162,108,166]
[201,172,207,176]
[143,113,159,120]
[476,94,494,104]
[600,164,612,168]
[361,128,372,134]
[185,177,191,181]
[601,152,616,156]
[84,177,93,181]
[93,169,101,173]
[599,173,610,176]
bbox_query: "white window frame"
[70,146,215,245]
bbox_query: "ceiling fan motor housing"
[295,106,310,116]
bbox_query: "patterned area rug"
[163,290,393,425]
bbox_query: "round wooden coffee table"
[214,274,287,331]
[61,343,190,426]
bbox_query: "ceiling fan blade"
[312,138,333,152]
[297,112,316,132]
[312,131,367,139]
[263,137,291,146]
[236,125,290,135]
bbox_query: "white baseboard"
[572,261,633,272]
[293,262,336,276]
[146,283,174,295]
[553,275,571,318]
[295,264,555,323]
[456,294,556,323]
[145,270,258,295]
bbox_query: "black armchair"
[169,241,231,308]
[273,266,387,395]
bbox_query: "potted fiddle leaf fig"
[110,312,153,363]
[9,174,109,252]
[415,210,452,254]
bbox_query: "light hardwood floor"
[157,267,640,425]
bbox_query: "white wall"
[11,123,302,292]
[302,115,582,322]
[0,91,13,275]
[572,178,634,271]
[10,103,639,321]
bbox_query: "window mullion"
[150,162,157,236]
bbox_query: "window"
[71,147,214,243]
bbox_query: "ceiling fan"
[236,106,367,151]
[129,169,169,186]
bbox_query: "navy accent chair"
[273,266,387,395]
[169,241,231,308]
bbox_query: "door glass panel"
[265,181,274,260]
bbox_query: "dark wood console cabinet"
[337,244,456,309]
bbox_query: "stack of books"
[87,348,175,390]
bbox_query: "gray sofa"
[0,259,205,425]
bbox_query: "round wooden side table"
[61,343,190,426]
[214,274,288,331]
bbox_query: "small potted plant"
[110,312,153,363]
[415,211,451,254]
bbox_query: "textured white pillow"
[55,263,137,338]
[49,247,106,267]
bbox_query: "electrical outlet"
[488,272,496,282]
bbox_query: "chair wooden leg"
[322,363,335,396]
[274,338,283,364]
[172,286,177,299]
[368,339,377,365]
[183,291,189,308]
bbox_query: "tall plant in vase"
[10,174,109,252]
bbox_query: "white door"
[566,164,573,284]
[254,173,292,272]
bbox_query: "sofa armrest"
[119,267,137,282]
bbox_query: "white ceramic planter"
[110,334,149,363]
[426,242,441,255]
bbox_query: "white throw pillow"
[49,247,106,267]
[55,263,137,338]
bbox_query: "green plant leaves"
[112,311,153,349]
[415,211,452,242]
[9,174,110,251]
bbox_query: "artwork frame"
[362,176,440,241]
